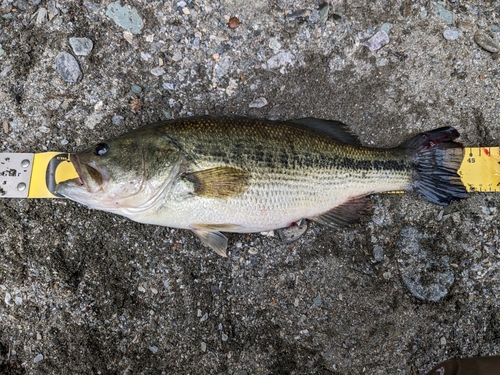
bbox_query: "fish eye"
[93,143,109,156]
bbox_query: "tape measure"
[1,147,499,198]
[0,153,78,198]
[459,147,500,192]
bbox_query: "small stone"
[248,247,258,255]
[106,1,144,35]
[162,110,172,119]
[318,2,329,23]
[201,342,207,352]
[69,37,93,56]
[443,28,462,41]
[377,23,392,35]
[33,353,43,363]
[34,7,47,25]
[286,9,310,21]
[112,115,124,125]
[268,38,281,51]
[221,333,228,341]
[434,2,453,25]
[313,296,322,306]
[55,52,82,83]
[4,292,13,306]
[0,48,4,57]
[440,336,447,345]
[267,52,295,69]
[363,30,389,51]
[228,16,240,29]
[200,313,208,322]
[150,67,165,76]
[131,84,142,94]
[249,97,268,108]
[148,346,158,354]
[373,245,384,262]
[474,31,500,53]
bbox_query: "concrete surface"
[1,0,499,374]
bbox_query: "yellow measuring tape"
[458,147,500,192]
[3,147,499,198]
[28,153,79,198]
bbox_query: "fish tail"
[402,127,468,206]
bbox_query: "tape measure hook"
[45,153,73,197]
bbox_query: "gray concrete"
[1,0,499,373]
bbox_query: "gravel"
[1,0,500,374]
[69,37,93,56]
[54,52,82,83]
[443,28,463,41]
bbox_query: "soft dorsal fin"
[290,118,362,146]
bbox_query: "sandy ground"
[1,0,500,374]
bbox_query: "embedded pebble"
[377,23,392,35]
[373,245,384,262]
[34,7,47,25]
[106,1,144,34]
[398,227,454,302]
[363,30,389,51]
[474,31,500,53]
[33,353,43,363]
[150,67,165,76]
[201,342,207,352]
[443,28,462,41]
[148,346,158,354]
[131,84,142,94]
[55,52,82,83]
[112,115,124,125]
[434,2,453,25]
[313,296,322,306]
[267,52,295,69]
[318,2,329,23]
[4,292,13,306]
[221,333,228,341]
[69,37,93,56]
[249,97,268,108]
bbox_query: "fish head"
[56,130,181,212]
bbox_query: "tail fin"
[402,127,468,206]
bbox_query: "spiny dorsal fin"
[290,118,362,146]
[309,196,373,227]
[182,167,250,199]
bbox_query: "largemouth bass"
[56,117,468,256]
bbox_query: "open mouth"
[71,155,109,191]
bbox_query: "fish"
[425,356,500,375]
[55,116,468,256]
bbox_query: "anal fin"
[309,196,373,227]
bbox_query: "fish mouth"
[71,155,109,192]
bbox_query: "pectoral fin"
[310,196,373,227]
[182,167,249,199]
[192,228,229,257]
